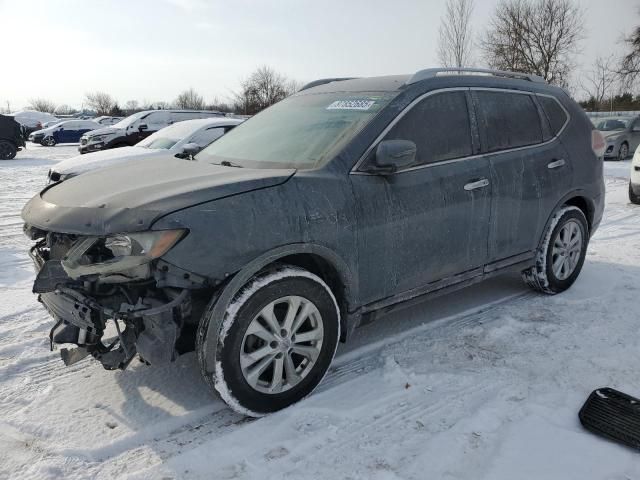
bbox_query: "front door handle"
[464,178,489,191]
[547,159,566,169]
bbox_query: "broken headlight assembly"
[61,229,187,280]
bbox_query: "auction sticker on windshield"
[327,99,376,110]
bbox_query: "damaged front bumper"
[28,231,202,370]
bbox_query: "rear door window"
[476,91,543,152]
[382,91,472,167]
[538,95,568,136]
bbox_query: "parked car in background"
[630,146,640,204]
[42,119,65,129]
[29,120,100,146]
[78,110,224,154]
[22,68,604,416]
[94,116,123,126]
[0,114,26,160]
[10,110,58,135]
[48,118,244,182]
[595,116,640,160]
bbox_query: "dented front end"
[25,225,207,370]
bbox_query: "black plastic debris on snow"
[580,387,640,451]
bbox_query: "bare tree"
[54,104,76,115]
[84,92,117,115]
[581,56,618,111]
[174,88,206,110]
[207,96,234,113]
[617,16,640,90]
[124,100,139,114]
[28,98,57,113]
[480,0,584,86]
[234,66,298,115]
[437,0,475,68]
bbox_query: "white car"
[48,117,244,182]
[94,116,123,126]
[10,110,58,132]
[631,146,640,204]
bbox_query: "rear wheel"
[197,265,340,416]
[0,141,17,160]
[522,206,589,294]
[630,181,640,205]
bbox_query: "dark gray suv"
[22,68,605,416]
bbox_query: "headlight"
[62,229,187,279]
[88,135,107,143]
[104,230,185,259]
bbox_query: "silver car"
[595,116,640,160]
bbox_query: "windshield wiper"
[218,160,243,168]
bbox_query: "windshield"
[136,121,197,149]
[596,118,631,131]
[112,111,148,130]
[196,92,395,169]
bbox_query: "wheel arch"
[199,243,359,379]
[539,191,594,249]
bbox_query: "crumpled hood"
[22,157,295,235]
[53,147,168,176]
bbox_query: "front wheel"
[522,206,589,294]
[41,136,56,147]
[197,265,340,416]
[630,181,640,205]
[0,141,17,160]
[618,142,629,160]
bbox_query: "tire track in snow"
[75,291,530,474]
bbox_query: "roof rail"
[406,68,546,85]
[299,77,359,91]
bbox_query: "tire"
[0,141,17,160]
[630,181,640,205]
[41,136,56,147]
[522,206,589,294]
[197,265,340,416]
[618,142,629,160]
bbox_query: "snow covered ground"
[1,145,639,480]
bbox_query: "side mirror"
[138,124,148,132]
[178,142,201,159]
[182,143,200,154]
[368,140,417,175]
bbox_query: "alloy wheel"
[240,295,324,394]
[619,143,629,160]
[551,219,583,280]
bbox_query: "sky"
[0,0,638,111]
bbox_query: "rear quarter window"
[476,91,543,152]
[538,95,569,136]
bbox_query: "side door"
[473,89,571,266]
[350,90,492,305]
[56,122,75,143]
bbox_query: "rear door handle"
[547,159,566,169]
[464,178,489,191]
